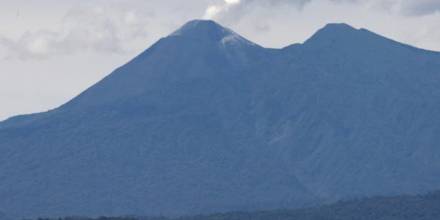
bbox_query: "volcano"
[1,20,440,218]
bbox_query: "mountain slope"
[1,20,440,218]
[177,191,440,220]
[0,20,315,218]
[266,24,440,200]
[0,212,8,220]
[37,191,440,220]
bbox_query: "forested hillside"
[35,191,440,220]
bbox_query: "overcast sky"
[1,0,440,120]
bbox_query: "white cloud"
[225,0,240,4]
[204,0,241,19]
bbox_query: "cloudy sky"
[1,0,440,120]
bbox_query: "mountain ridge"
[1,20,439,124]
[1,20,440,218]
[2,20,438,124]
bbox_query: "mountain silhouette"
[1,20,440,218]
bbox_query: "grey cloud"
[332,0,440,16]
[212,0,440,19]
[399,0,440,16]
[280,0,440,15]
[0,3,153,60]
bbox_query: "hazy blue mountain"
[1,20,440,218]
[0,212,8,220]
